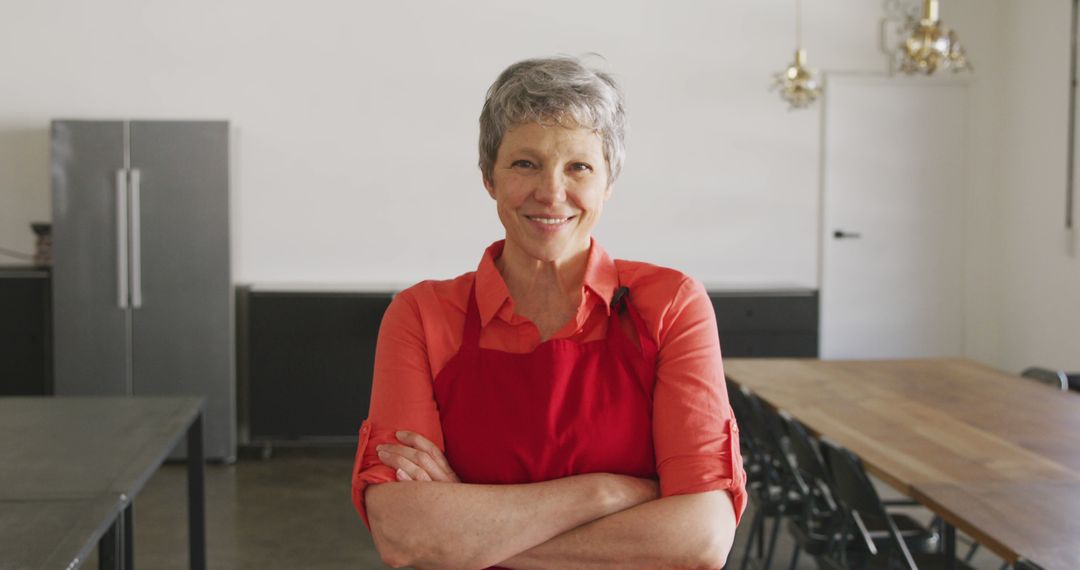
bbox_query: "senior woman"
[350,56,746,570]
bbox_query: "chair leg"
[787,544,801,570]
[763,513,782,570]
[741,508,763,570]
[757,513,766,558]
[963,541,979,563]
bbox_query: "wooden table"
[0,397,206,570]
[724,358,1080,570]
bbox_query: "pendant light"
[772,0,822,110]
[896,0,971,74]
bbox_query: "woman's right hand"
[377,430,461,483]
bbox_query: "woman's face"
[484,122,612,264]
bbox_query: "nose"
[533,168,567,204]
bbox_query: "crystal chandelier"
[772,0,822,110]
[896,0,971,74]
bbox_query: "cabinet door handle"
[129,168,143,309]
[116,169,129,308]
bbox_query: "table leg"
[99,515,121,570]
[123,502,134,570]
[187,411,206,570]
[944,522,956,570]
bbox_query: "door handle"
[129,168,143,309]
[116,170,129,308]
[833,230,862,239]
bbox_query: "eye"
[569,162,593,173]
[511,159,535,169]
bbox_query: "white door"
[820,75,968,359]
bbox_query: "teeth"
[529,217,571,224]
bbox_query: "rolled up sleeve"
[350,288,445,530]
[652,277,748,522]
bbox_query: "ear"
[603,182,614,201]
[483,174,496,199]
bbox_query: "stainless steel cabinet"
[51,120,234,461]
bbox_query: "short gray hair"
[479,56,627,183]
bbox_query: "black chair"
[779,413,939,570]
[819,438,976,570]
[727,380,761,470]
[1021,367,1069,391]
[775,411,845,570]
[729,386,802,570]
[1013,559,1046,570]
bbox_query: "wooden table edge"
[908,485,1019,564]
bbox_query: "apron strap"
[610,286,658,363]
[462,282,482,350]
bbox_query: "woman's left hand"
[376,431,461,483]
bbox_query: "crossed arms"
[366,430,738,570]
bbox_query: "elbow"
[370,524,446,569]
[673,539,730,570]
[369,520,414,569]
[674,508,736,569]
[366,488,424,568]
[368,510,463,570]
[695,536,733,570]
[689,521,735,570]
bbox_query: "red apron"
[433,283,658,566]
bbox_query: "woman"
[351,56,746,570]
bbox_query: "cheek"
[575,188,607,217]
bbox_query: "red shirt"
[351,239,747,527]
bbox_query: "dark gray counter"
[0,266,51,396]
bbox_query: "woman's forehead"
[501,122,603,153]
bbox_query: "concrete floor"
[83,447,388,570]
[78,448,1009,569]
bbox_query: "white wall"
[2,0,1073,371]
[0,0,902,288]
[968,0,1080,374]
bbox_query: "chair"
[780,413,939,570]
[1013,559,1046,570]
[728,386,802,570]
[727,380,761,467]
[1021,367,1068,391]
[819,438,976,570]
[776,411,846,570]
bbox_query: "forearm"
[365,472,656,569]
[501,490,738,570]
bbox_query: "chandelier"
[772,0,822,110]
[896,0,971,74]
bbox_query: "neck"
[495,238,590,303]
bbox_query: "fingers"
[378,451,432,482]
[378,443,449,481]
[373,430,461,483]
[395,430,461,483]
[376,434,460,483]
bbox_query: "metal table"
[0,397,205,570]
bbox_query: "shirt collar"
[474,238,619,327]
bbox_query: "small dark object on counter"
[31,222,51,267]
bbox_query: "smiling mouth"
[526,215,576,225]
